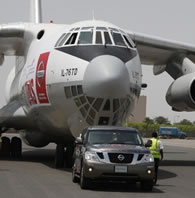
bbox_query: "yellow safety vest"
[149,138,160,158]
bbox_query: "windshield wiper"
[90,142,103,145]
[107,142,130,145]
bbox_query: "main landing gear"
[0,136,22,158]
[55,144,74,169]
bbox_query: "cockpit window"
[78,31,93,44]
[54,26,135,48]
[96,31,102,44]
[96,27,107,30]
[81,26,94,30]
[109,27,119,32]
[58,33,70,46]
[65,32,78,45]
[55,33,66,47]
[104,32,112,45]
[123,35,135,48]
[112,32,126,46]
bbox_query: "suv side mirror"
[145,139,152,147]
[75,137,83,144]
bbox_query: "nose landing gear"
[55,144,74,169]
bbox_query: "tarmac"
[0,138,194,198]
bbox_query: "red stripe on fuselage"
[35,52,50,104]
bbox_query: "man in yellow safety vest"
[146,131,164,184]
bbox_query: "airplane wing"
[128,31,195,66]
[0,116,37,131]
[0,22,64,65]
[0,22,63,131]
[0,23,25,58]
[0,101,36,131]
[0,23,30,131]
[128,31,195,111]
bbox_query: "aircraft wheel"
[65,145,74,168]
[1,137,11,157]
[55,144,65,168]
[11,137,22,158]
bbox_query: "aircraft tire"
[55,144,65,168]
[11,137,22,158]
[1,137,11,157]
[140,180,153,192]
[65,145,74,168]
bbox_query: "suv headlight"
[85,151,99,161]
[143,154,154,162]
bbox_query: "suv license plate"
[115,166,127,173]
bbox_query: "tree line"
[144,116,195,126]
[126,116,195,137]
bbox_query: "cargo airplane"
[1,0,195,167]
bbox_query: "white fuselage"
[5,20,142,146]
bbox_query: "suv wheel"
[80,165,89,189]
[140,180,153,191]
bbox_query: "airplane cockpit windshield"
[55,26,135,49]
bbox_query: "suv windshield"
[87,130,143,145]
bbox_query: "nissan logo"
[117,154,125,161]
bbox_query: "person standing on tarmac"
[146,131,164,184]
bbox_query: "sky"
[0,0,195,123]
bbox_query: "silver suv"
[72,126,154,191]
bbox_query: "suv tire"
[140,180,153,191]
[80,165,90,189]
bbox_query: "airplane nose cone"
[83,55,129,98]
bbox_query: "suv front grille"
[97,152,104,159]
[108,153,133,164]
[137,154,144,161]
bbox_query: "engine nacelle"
[166,73,195,111]
[20,131,49,147]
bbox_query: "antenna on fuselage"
[30,0,42,23]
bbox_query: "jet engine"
[166,73,195,111]
[20,131,50,147]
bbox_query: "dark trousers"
[154,158,160,184]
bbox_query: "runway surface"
[0,139,195,198]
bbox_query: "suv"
[72,126,154,191]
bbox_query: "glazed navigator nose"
[83,55,130,98]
